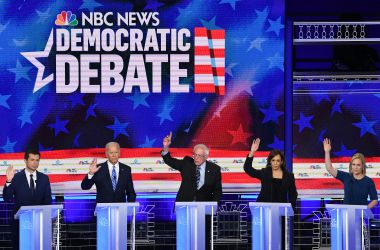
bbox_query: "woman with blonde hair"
[323,138,378,208]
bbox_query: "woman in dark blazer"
[244,138,298,210]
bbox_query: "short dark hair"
[266,150,286,171]
[24,148,41,160]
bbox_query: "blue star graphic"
[294,113,314,133]
[219,0,241,10]
[226,63,238,77]
[255,7,269,24]
[268,136,284,150]
[139,136,157,147]
[333,144,356,157]
[126,93,150,110]
[0,21,9,34]
[36,8,51,24]
[79,0,103,11]
[18,109,34,128]
[157,106,174,125]
[267,53,284,71]
[330,99,343,117]
[1,137,17,153]
[266,16,284,36]
[144,0,164,11]
[200,16,221,30]
[0,94,11,109]
[374,94,380,99]
[39,143,53,151]
[106,117,129,139]
[260,104,283,124]
[86,103,97,120]
[13,38,28,47]
[73,133,81,147]
[68,94,85,108]
[353,115,377,137]
[7,60,31,83]
[247,37,267,52]
[48,116,69,136]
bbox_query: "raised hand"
[163,132,172,149]
[250,138,261,153]
[323,138,331,152]
[88,158,100,175]
[6,164,15,182]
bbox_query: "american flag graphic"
[194,27,225,95]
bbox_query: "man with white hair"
[81,142,136,203]
[162,132,222,202]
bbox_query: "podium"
[175,202,218,250]
[249,202,294,250]
[95,202,140,250]
[326,204,374,250]
[15,204,63,250]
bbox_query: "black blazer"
[2,169,52,213]
[81,161,136,203]
[162,152,222,202]
[244,156,298,210]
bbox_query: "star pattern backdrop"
[0,0,285,153]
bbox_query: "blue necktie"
[196,166,201,190]
[112,166,117,191]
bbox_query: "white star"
[20,29,54,93]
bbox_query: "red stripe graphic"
[195,66,224,76]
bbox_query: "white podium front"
[249,202,294,250]
[175,202,218,250]
[95,202,140,250]
[15,204,63,250]
[326,204,373,250]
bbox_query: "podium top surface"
[249,202,294,215]
[15,204,63,218]
[326,204,374,219]
[249,202,292,208]
[95,202,140,209]
[175,201,217,207]
[326,204,368,209]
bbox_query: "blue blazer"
[2,169,52,213]
[81,161,136,203]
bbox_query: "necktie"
[112,166,117,191]
[30,174,35,196]
[196,166,201,190]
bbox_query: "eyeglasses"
[193,153,206,159]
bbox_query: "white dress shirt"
[25,170,37,188]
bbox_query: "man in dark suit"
[161,132,222,202]
[162,132,222,250]
[3,148,52,249]
[81,142,136,203]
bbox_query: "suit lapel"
[102,162,114,191]
[115,165,125,191]
[22,169,34,196]
[204,161,211,185]
[34,171,41,197]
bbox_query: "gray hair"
[193,144,210,156]
[105,142,120,151]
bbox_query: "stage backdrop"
[0,0,377,193]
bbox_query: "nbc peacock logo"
[55,11,78,26]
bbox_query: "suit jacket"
[81,161,136,203]
[162,152,222,202]
[244,156,298,210]
[2,169,52,213]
